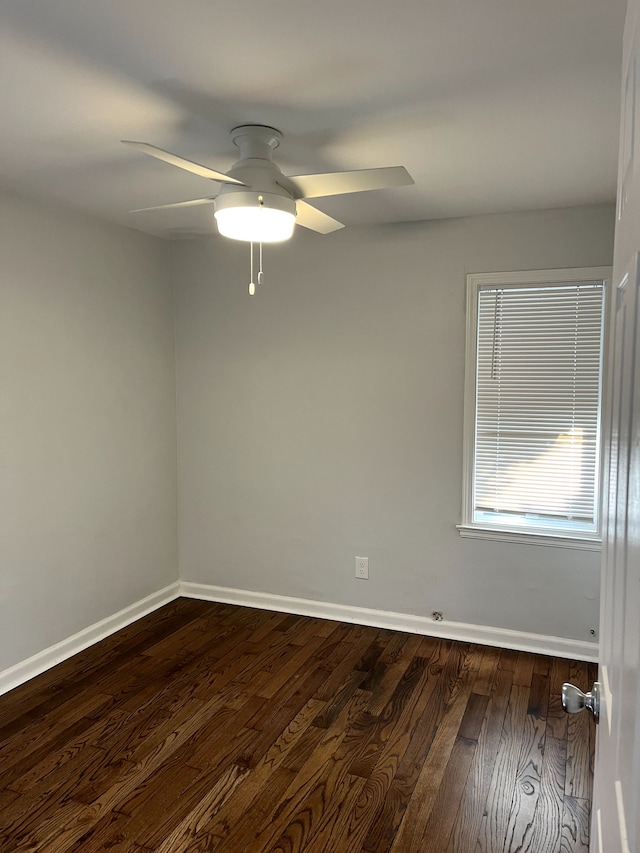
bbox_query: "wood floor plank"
[117,728,261,850]
[472,645,502,695]
[561,795,591,852]
[528,670,551,720]
[347,652,433,778]
[322,640,449,853]
[477,683,532,852]
[266,758,368,852]
[416,735,478,852]
[8,691,231,851]
[6,707,132,795]
[501,700,546,852]
[187,765,298,853]
[361,642,473,853]
[64,754,205,852]
[365,633,424,715]
[388,645,482,851]
[0,745,130,847]
[513,651,536,687]
[215,689,373,852]
[0,601,596,853]
[445,665,514,853]
[151,764,250,853]
[313,632,383,703]
[0,691,115,784]
[0,687,113,759]
[255,633,328,700]
[324,752,399,851]
[547,657,571,740]
[167,696,325,850]
[458,691,490,740]
[527,734,567,853]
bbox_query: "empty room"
[0,1,637,851]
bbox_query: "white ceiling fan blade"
[288,166,413,199]
[295,201,345,234]
[130,197,216,213]
[122,141,246,185]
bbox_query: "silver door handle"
[561,681,600,724]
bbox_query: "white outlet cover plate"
[355,556,369,579]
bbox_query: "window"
[458,267,610,549]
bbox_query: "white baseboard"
[0,581,181,697]
[180,581,599,662]
[0,578,598,697]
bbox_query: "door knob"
[561,681,600,724]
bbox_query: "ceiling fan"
[122,125,414,244]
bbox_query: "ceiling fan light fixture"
[214,192,296,243]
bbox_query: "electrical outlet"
[355,556,369,579]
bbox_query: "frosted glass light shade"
[215,207,295,242]
[214,192,296,242]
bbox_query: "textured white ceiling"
[0,0,626,238]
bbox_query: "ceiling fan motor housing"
[213,189,296,217]
[220,125,299,205]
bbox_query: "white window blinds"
[473,281,606,534]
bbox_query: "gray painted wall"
[0,197,615,679]
[173,204,615,643]
[0,191,179,671]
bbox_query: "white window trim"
[458,266,612,550]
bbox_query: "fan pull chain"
[248,242,255,295]
[258,242,264,285]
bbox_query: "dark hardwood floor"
[0,598,597,852]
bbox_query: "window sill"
[456,524,602,551]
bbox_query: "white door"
[591,0,640,849]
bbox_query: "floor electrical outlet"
[355,556,369,579]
